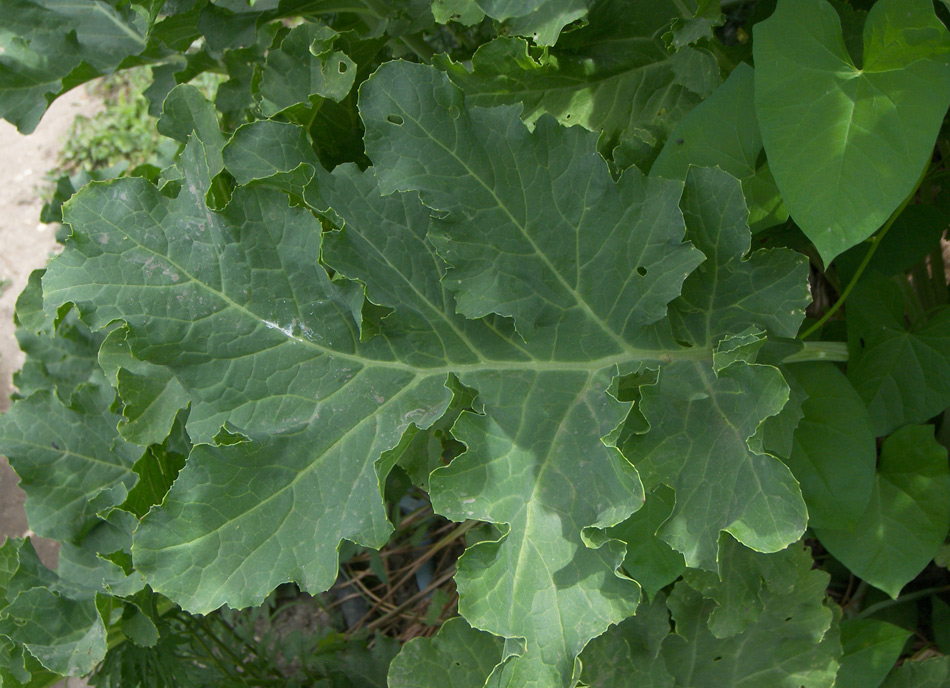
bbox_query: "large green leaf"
[38,61,814,685]
[361,62,706,340]
[880,657,950,688]
[0,0,148,132]
[0,384,141,542]
[324,155,648,686]
[257,23,357,117]
[579,594,676,687]
[622,167,809,571]
[580,542,841,687]
[0,539,107,678]
[388,617,504,688]
[781,362,875,530]
[472,0,588,46]
[835,619,910,688]
[436,0,720,168]
[608,485,685,601]
[754,0,950,264]
[815,425,950,598]
[651,63,786,233]
[47,142,453,611]
[846,277,950,436]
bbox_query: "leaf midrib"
[383,88,640,357]
[56,183,708,376]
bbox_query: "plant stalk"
[781,341,849,364]
[854,585,950,620]
[801,167,928,339]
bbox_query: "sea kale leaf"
[38,61,812,686]
[435,0,721,168]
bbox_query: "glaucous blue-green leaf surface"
[472,0,588,45]
[754,0,950,264]
[0,539,107,677]
[362,64,808,565]
[12,271,105,401]
[258,23,357,117]
[36,60,816,684]
[579,594,676,687]
[623,167,809,570]
[608,485,685,601]
[815,425,950,598]
[435,1,721,168]
[581,543,840,687]
[652,63,786,232]
[0,0,148,132]
[846,277,950,436]
[387,617,504,688]
[54,148,467,613]
[325,127,649,685]
[835,619,910,688]
[361,61,707,340]
[781,362,875,530]
[0,384,141,542]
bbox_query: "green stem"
[196,615,270,681]
[854,585,950,620]
[924,167,950,183]
[801,170,926,339]
[184,622,253,684]
[398,33,436,61]
[781,341,848,364]
[843,580,870,618]
[719,0,756,10]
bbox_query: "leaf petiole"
[781,341,849,363]
[800,165,929,339]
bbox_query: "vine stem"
[781,340,849,363]
[854,585,950,620]
[398,33,436,61]
[801,167,928,340]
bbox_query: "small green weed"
[60,67,174,173]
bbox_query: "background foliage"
[1,0,950,686]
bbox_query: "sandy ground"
[0,88,101,574]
